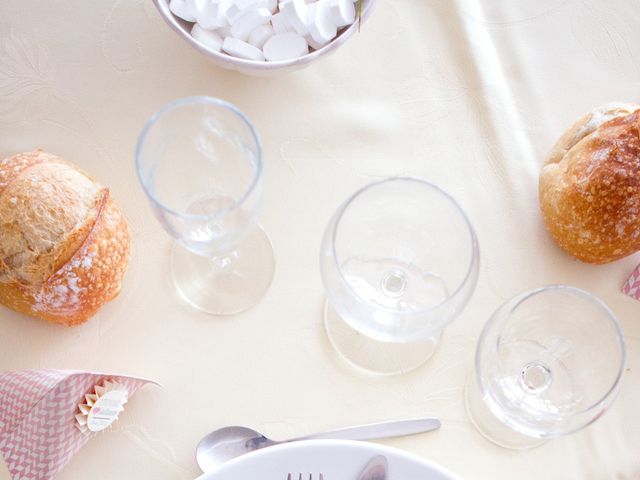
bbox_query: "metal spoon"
[196,417,441,472]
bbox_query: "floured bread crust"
[539,103,640,264]
[0,150,131,325]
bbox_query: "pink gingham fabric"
[0,370,154,480]
[623,264,640,300]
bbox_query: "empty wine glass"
[136,96,275,314]
[320,178,479,375]
[465,285,626,449]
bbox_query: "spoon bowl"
[196,426,276,473]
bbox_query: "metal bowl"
[152,0,378,75]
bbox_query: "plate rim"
[195,439,463,480]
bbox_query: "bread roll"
[0,150,131,326]
[539,102,640,264]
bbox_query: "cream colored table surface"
[1,0,639,479]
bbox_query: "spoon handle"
[290,417,441,442]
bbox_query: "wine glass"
[465,285,626,449]
[136,96,275,315]
[320,178,479,375]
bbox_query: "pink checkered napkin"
[0,370,155,480]
[623,264,640,300]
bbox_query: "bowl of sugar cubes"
[153,0,376,74]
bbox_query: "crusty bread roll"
[539,102,640,264]
[0,150,131,326]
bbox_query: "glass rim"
[476,284,627,418]
[330,177,479,317]
[135,96,263,222]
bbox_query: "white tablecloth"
[1,0,639,478]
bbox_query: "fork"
[286,474,324,480]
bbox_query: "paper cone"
[623,264,640,300]
[0,369,156,480]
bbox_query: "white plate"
[196,439,462,480]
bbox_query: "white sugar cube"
[217,25,233,37]
[263,32,308,60]
[191,23,224,51]
[329,0,355,27]
[308,0,337,44]
[187,0,208,18]
[195,1,228,29]
[231,8,271,41]
[170,0,197,22]
[306,3,317,25]
[248,24,275,48]
[281,0,308,35]
[270,12,292,34]
[226,0,268,24]
[223,36,265,60]
[304,33,327,50]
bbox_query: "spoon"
[196,417,441,472]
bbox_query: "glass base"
[323,301,441,375]
[171,226,275,315]
[464,374,547,449]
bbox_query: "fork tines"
[286,474,324,480]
